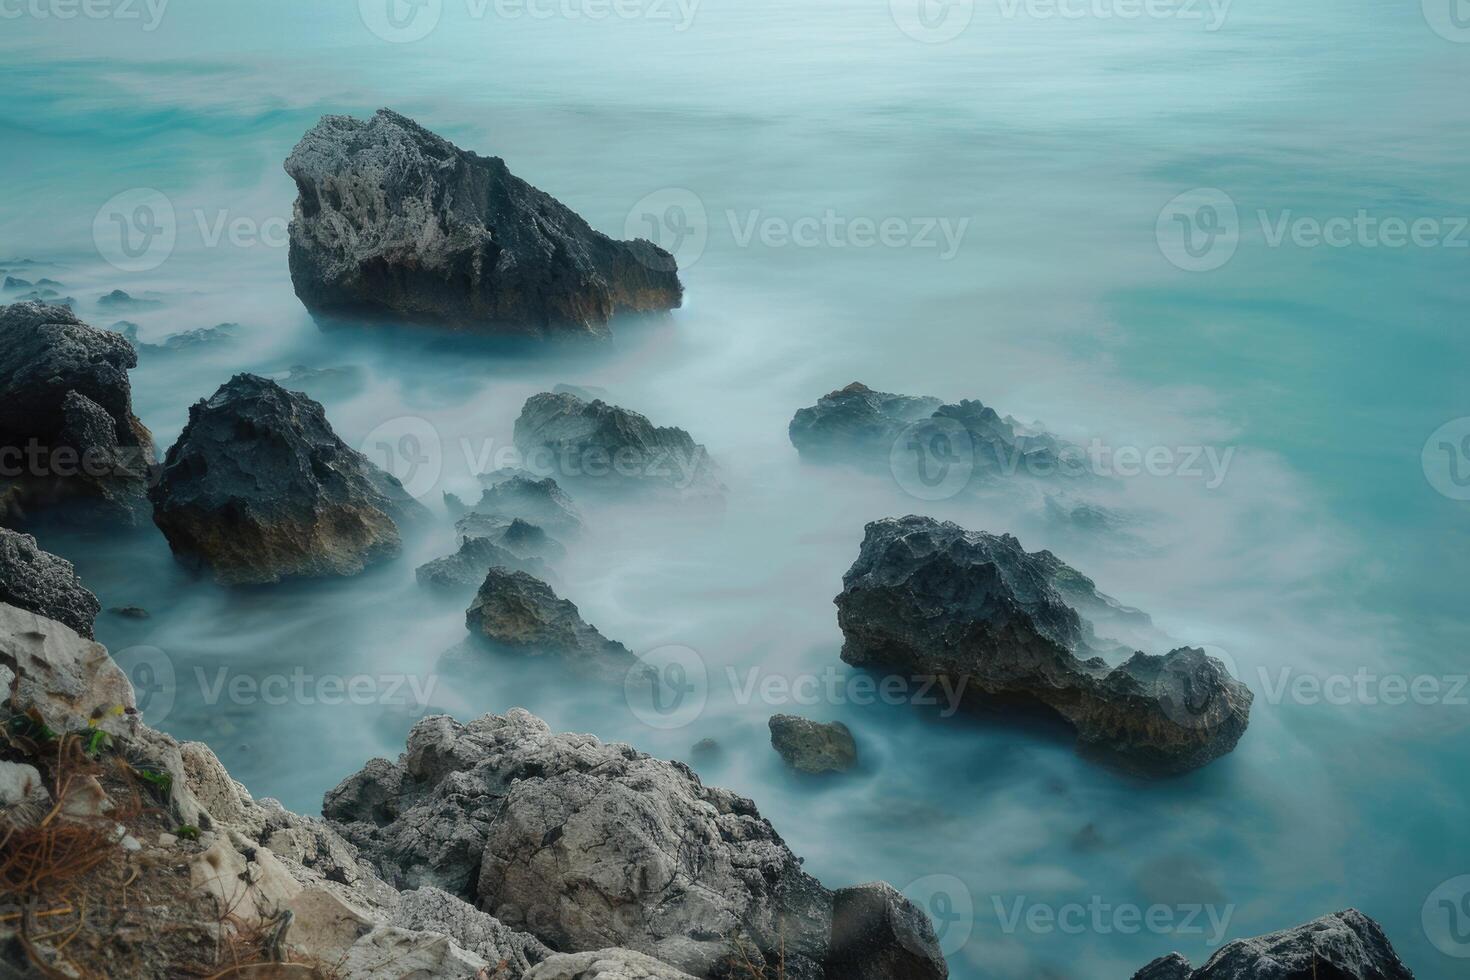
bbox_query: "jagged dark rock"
[834,516,1252,775]
[464,568,629,671]
[96,289,160,309]
[513,391,722,498]
[324,709,944,980]
[460,474,583,538]
[1131,910,1414,979]
[122,321,240,355]
[415,536,550,593]
[829,882,948,980]
[283,109,681,338]
[788,382,943,460]
[455,514,566,563]
[768,714,858,774]
[0,302,154,526]
[0,528,100,638]
[148,374,428,585]
[3,276,33,290]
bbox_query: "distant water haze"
[2,1,1467,976]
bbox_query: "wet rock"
[0,601,136,737]
[528,949,699,980]
[1131,910,1414,979]
[513,391,722,498]
[788,382,943,460]
[461,474,583,538]
[4,276,33,290]
[275,363,366,400]
[324,709,932,980]
[107,605,150,620]
[464,568,630,670]
[834,516,1252,775]
[284,108,681,338]
[688,737,721,763]
[415,536,550,593]
[0,528,101,638]
[96,289,160,309]
[0,301,155,525]
[149,373,428,585]
[829,881,948,980]
[768,714,858,774]
[456,514,567,563]
[124,321,240,355]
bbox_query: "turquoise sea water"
[3,1,1468,976]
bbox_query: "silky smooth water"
[3,1,1468,976]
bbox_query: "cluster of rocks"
[1132,909,1415,979]
[834,516,1253,775]
[119,320,240,355]
[789,381,1079,487]
[0,302,156,526]
[513,390,724,499]
[149,374,428,585]
[284,109,682,338]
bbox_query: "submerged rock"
[455,513,567,562]
[789,382,943,460]
[415,536,550,593]
[464,567,629,670]
[829,882,948,980]
[96,288,160,309]
[834,516,1252,775]
[460,473,583,538]
[789,381,1080,487]
[122,321,240,355]
[3,276,32,290]
[284,109,682,338]
[0,528,101,638]
[1131,909,1414,979]
[513,391,722,498]
[324,709,943,980]
[768,714,858,774]
[0,301,155,525]
[149,374,428,585]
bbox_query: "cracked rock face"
[513,392,722,498]
[834,516,1252,775]
[1131,910,1415,980]
[0,302,155,526]
[149,374,428,585]
[324,710,938,980]
[0,528,101,638]
[284,109,682,338]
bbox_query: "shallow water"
[4,1,1469,976]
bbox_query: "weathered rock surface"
[0,301,154,525]
[462,473,584,538]
[149,374,428,585]
[528,948,700,980]
[464,567,630,671]
[768,714,858,774]
[473,515,568,563]
[788,382,943,460]
[415,535,551,593]
[284,109,681,338]
[829,882,948,980]
[513,391,722,498]
[834,516,1252,775]
[324,710,942,980]
[0,527,101,638]
[121,320,240,355]
[789,381,1078,486]
[1131,909,1414,979]
[0,602,135,736]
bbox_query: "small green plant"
[82,728,113,756]
[174,824,201,841]
[131,765,173,795]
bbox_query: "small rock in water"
[768,714,858,774]
[107,605,151,620]
[3,276,33,290]
[464,568,630,671]
[284,108,682,338]
[96,289,160,309]
[460,475,583,539]
[415,536,551,593]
